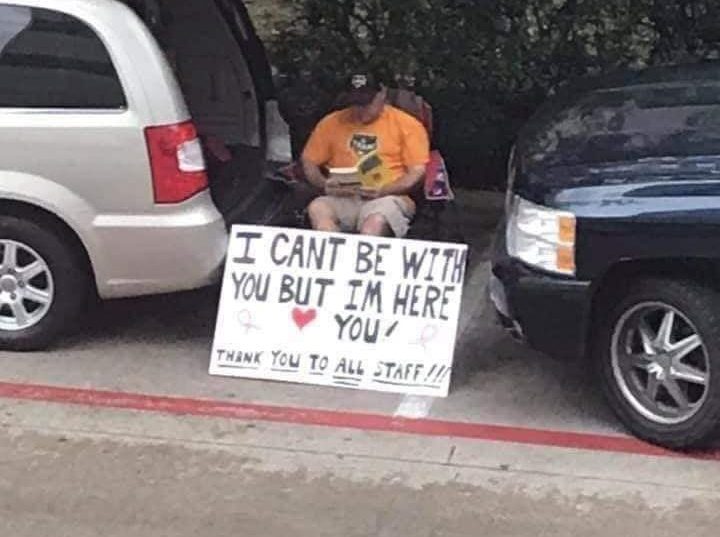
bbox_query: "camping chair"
[269,88,464,243]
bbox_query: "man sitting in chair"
[302,74,430,237]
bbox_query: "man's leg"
[308,196,360,232]
[358,213,392,236]
[307,198,339,232]
[358,197,415,238]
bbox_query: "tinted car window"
[0,5,126,108]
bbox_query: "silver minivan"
[0,0,292,349]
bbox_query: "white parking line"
[394,395,435,419]
[457,261,491,337]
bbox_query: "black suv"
[491,64,720,450]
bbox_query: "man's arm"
[381,164,426,196]
[301,158,329,190]
[302,115,334,190]
[302,114,358,197]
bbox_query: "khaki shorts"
[316,195,416,237]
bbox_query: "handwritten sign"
[209,226,468,397]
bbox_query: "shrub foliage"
[269,0,720,188]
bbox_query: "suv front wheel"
[0,215,88,351]
[596,278,720,450]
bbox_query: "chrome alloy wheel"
[0,240,54,331]
[611,302,710,425]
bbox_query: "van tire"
[595,278,720,450]
[0,216,88,351]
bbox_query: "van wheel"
[595,279,720,449]
[0,216,88,351]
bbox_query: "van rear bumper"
[91,191,228,299]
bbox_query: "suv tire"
[0,215,88,351]
[595,278,720,450]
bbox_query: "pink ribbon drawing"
[237,309,260,334]
[412,325,438,351]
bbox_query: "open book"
[328,167,361,186]
[328,152,395,189]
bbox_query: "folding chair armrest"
[424,150,455,202]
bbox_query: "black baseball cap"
[338,73,383,107]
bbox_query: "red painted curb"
[0,381,717,460]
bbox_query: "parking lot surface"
[1,193,718,536]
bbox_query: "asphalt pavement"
[0,191,718,536]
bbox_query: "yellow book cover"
[357,152,395,188]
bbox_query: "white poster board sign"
[209,226,468,397]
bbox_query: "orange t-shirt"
[302,105,430,181]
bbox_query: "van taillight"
[145,121,209,204]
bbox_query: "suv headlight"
[506,195,576,276]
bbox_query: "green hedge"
[268,0,720,189]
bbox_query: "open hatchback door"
[122,0,293,223]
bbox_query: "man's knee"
[359,213,390,236]
[308,198,338,231]
[308,198,330,219]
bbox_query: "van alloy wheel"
[0,240,54,331]
[611,302,709,425]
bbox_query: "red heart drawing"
[292,308,317,330]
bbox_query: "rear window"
[0,4,126,109]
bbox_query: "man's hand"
[303,158,359,197]
[360,162,427,199]
[359,186,385,200]
[378,164,427,197]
